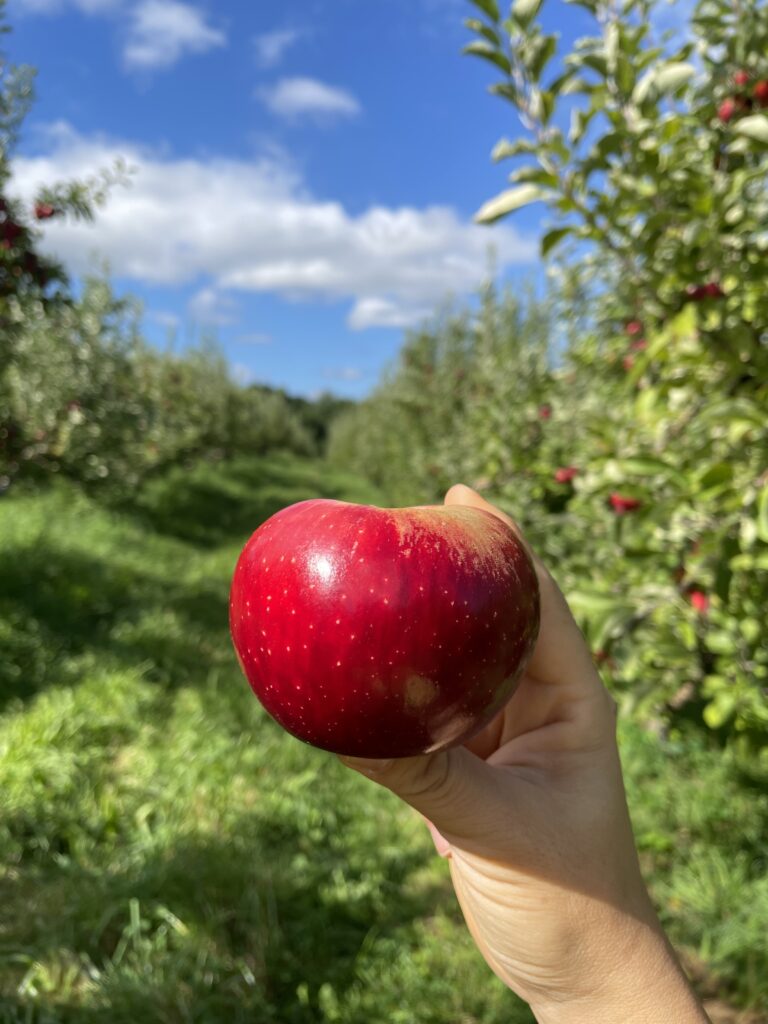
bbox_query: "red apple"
[34,202,57,220]
[754,80,768,107]
[734,70,750,87]
[686,282,724,302]
[229,499,540,757]
[554,466,578,484]
[689,590,710,615]
[609,493,642,515]
[718,98,736,122]
[625,320,643,336]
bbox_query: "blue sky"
[7,0,595,397]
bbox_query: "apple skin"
[229,499,540,758]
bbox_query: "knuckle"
[402,750,455,806]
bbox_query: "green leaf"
[757,483,768,544]
[734,115,768,145]
[468,0,500,20]
[615,457,672,476]
[568,589,628,615]
[464,17,501,44]
[512,0,543,28]
[569,108,593,143]
[696,463,733,494]
[632,69,655,105]
[489,82,519,102]
[703,692,736,729]
[463,40,512,74]
[541,225,571,256]
[491,137,536,160]
[474,184,550,223]
[653,61,695,94]
[510,165,558,187]
[527,34,557,81]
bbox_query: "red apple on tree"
[689,590,710,615]
[229,498,540,757]
[754,80,768,107]
[609,493,642,515]
[734,70,750,87]
[718,98,737,122]
[34,202,57,220]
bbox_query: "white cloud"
[148,309,181,329]
[348,296,434,331]
[13,123,536,331]
[324,367,364,382]
[259,77,360,121]
[189,286,238,326]
[124,0,226,70]
[253,28,301,69]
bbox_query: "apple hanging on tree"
[229,498,540,758]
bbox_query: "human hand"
[340,485,710,1024]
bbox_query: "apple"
[734,70,750,87]
[689,590,710,615]
[554,466,578,484]
[754,80,768,107]
[686,282,724,302]
[609,493,642,515]
[625,320,643,336]
[229,498,540,757]
[34,202,57,220]
[718,98,736,122]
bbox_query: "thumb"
[338,747,495,843]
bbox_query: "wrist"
[530,907,710,1024]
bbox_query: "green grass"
[1,454,766,1022]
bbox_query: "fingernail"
[338,755,394,775]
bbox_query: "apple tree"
[462,0,768,747]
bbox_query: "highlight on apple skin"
[229,498,540,758]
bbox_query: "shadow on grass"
[126,454,375,549]
[0,811,443,1024]
[0,543,231,709]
